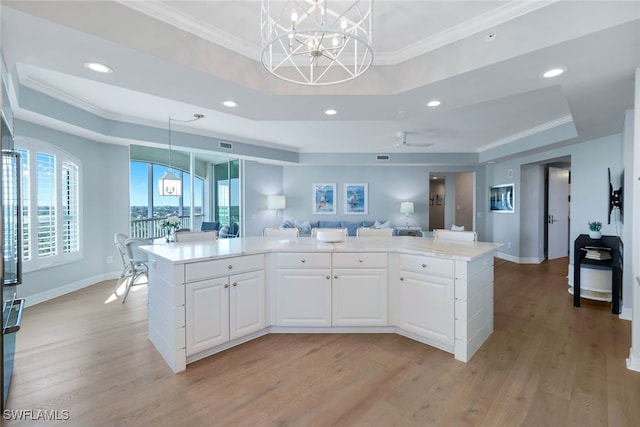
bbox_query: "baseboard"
[495,252,520,264]
[518,257,544,264]
[620,305,632,321]
[626,352,640,372]
[24,272,120,307]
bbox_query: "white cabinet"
[332,252,388,326]
[275,252,388,327]
[395,254,455,347]
[185,256,265,357]
[185,277,229,355]
[275,253,332,326]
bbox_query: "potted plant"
[588,221,602,239]
[162,215,180,242]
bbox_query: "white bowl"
[316,229,345,243]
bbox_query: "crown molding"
[116,0,558,66]
[116,0,258,59]
[478,115,574,153]
[382,0,559,65]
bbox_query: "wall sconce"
[400,201,414,228]
[267,195,286,214]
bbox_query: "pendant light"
[158,114,204,196]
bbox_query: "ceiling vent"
[218,141,233,150]
[376,154,390,161]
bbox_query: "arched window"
[16,140,82,272]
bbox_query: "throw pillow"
[295,220,312,235]
[374,220,392,229]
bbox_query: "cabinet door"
[229,270,266,340]
[398,271,454,346]
[185,277,229,356]
[276,269,332,326]
[332,268,388,326]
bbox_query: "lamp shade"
[158,170,182,196]
[400,201,414,214]
[267,195,286,210]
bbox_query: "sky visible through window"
[130,161,203,211]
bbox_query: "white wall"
[627,68,639,372]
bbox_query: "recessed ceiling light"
[542,67,565,78]
[83,61,113,73]
[426,100,441,107]
[325,109,337,116]
[432,176,438,180]
[222,100,238,108]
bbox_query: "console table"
[394,227,423,237]
[573,234,622,314]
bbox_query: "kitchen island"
[141,236,499,373]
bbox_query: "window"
[17,141,82,271]
[214,159,239,225]
[129,161,204,239]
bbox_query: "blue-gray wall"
[16,120,129,305]
[242,160,285,237]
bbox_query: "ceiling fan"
[382,131,433,150]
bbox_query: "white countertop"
[140,236,500,264]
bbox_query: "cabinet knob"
[224,284,230,288]
[334,275,338,279]
[301,259,306,263]
[400,277,404,281]
[421,263,427,268]
[232,282,238,287]
[227,265,233,270]
[358,259,363,263]
[326,275,331,280]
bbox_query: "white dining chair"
[433,229,477,242]
[356,227,393,237]
[175,230,218,242]
[263,227,299,238]
[121,237,150,303]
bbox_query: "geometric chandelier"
[260,0,374,85]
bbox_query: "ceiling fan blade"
[404,142,434,148]
[378,142,402,149]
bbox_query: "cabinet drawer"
[399,254,454,277]
[276,252,331,268]
[185,254,264,282]
[333,252,388,268]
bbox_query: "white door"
[185,277,229,356]
[276,269,332,326]
[548,167,570,259]
[398,271,454,346]
[332,268,388,326]
[229,270,265,340]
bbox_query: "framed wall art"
[490,183,515,213]
[344,183,368,214]
[312,183,336,214]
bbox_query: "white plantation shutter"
[16,148,31,261]
[17,141,82,271]
[37,152,56,257]
[62,162,79,253]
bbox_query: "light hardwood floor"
[5,258,640,426]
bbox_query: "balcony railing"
[131,215,204,239]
